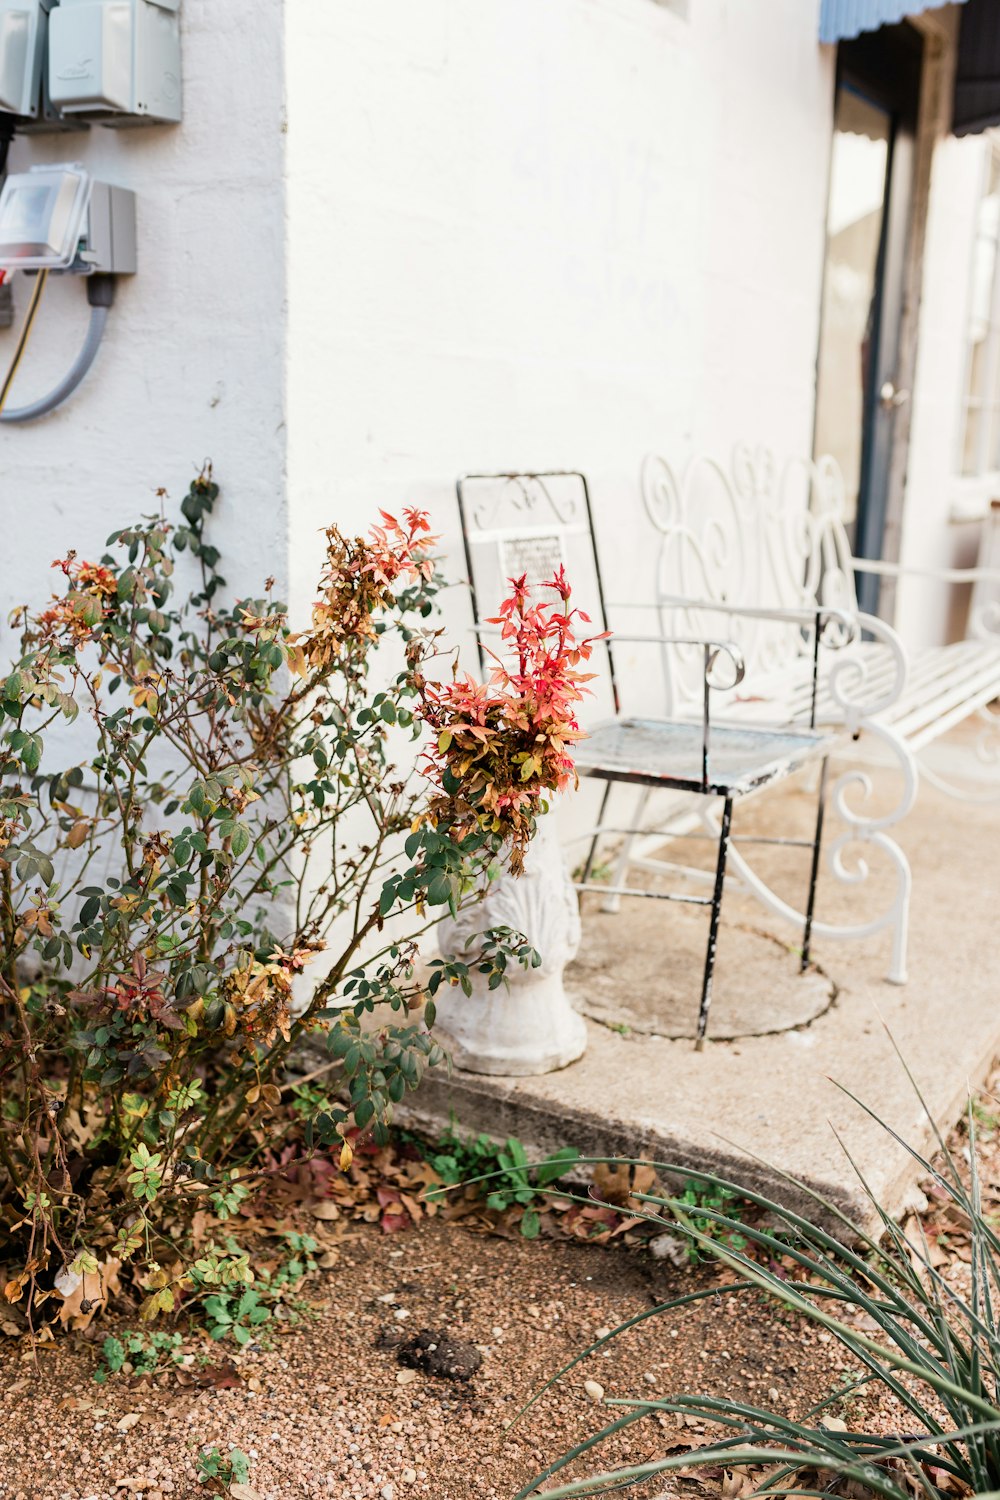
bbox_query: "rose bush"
[0,472,596,1327]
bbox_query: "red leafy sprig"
[418,566,605,872]
[291,508,437,673]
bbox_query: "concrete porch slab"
[402,729,1000,1231]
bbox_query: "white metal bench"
[602,446,1000,983]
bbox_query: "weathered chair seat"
[575,716,836,796]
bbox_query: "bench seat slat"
[902,665,1000,749]
[721,640,1000,749]
[886,648,1000,737]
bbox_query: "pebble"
[594,1327,611,1340]
[396,1368,417,1386]
[401,1469,417,1484]
[583,1380,605,1403]
[649,1231,687,1265]
[381,1488,395,1500]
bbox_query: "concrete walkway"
[405,728,1000,1230]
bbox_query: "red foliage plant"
[417,565,605,872]
[291,507,437,672]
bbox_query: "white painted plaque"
[497,533,565,589]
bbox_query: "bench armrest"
[606,600,912,729]
[611,633,746,689]
[472,622,746,688]
[851,557,1000,586]
[635,595,861,645]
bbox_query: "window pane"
[814,87,890,526]
[959,145,1000,476]
[969,232,999,345]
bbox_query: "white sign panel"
[497,533,565,590]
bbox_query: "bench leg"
[696,796,733,1051]
[601,784,652,914]
[885,842,911,985]
[801,756,829,972]
[581,782,613,888]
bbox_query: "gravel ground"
[8,1055,997,1500]
[0,1218,869,1500]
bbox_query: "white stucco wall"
[2,0,993,686]
[0,1,288,645]
[285,0,834,700]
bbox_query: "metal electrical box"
[83,178,137,271]
[0,0,50,119]
[0,163,136,272]
[48,0,181,124]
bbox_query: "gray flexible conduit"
[0,301,110,423]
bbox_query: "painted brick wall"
[0,0,288,645]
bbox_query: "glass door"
[813,26,921,616]
[814,87,891,539]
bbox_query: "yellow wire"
[0,268,49,415]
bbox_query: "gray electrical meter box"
[0,163,136,272]
[0,0,50,118]
[48,0,181,124]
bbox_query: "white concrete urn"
[433,809,587,1075]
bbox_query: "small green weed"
[424,1124,578,1238]
[197,1445,251,1489]
[289,1079,334,1120]
[971,1097,1000,1134]
[94,1328,185,1382]
[271,1230,318,1286]
[187,1230,319,1346]
[675,1178,747,1263]
[200,1285,271,1346]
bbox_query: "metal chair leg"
[696,796,733,1051]
[801,756,829,972]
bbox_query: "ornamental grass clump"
[0,472,587,1326]
[518,1057,1000,1499]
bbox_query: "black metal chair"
[455,470,843,1047]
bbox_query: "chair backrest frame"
[455,470,622,714]
[638,446,859,718]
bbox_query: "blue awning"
[819,0,965,45]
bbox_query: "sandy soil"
[0,1218,865,1500]
[5,1051,997,1500]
